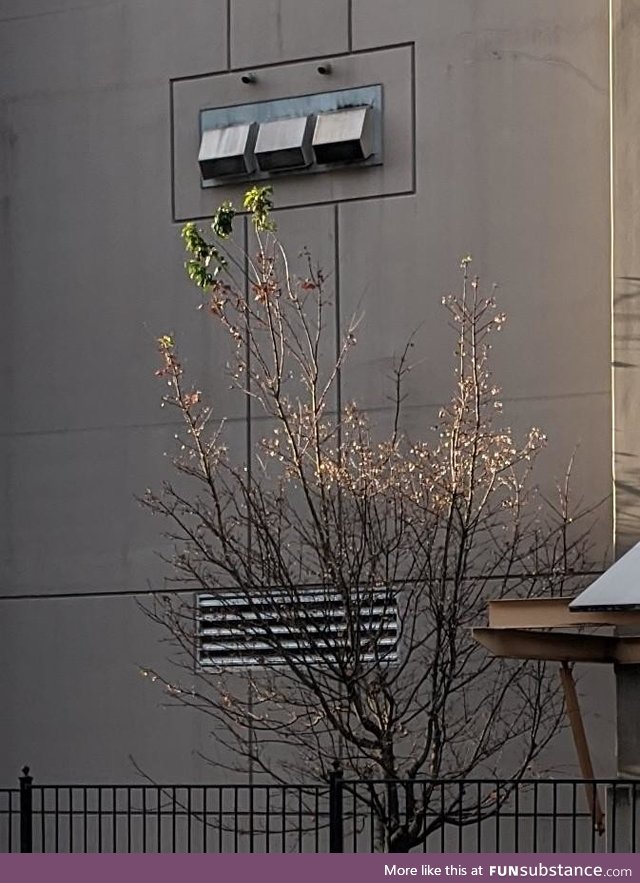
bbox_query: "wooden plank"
[615,636,640,664]
[473,628,617,663]
[488,597,640,629]
[473,628,640,665]
[559,662,605,836]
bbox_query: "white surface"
[255,116,308,153]
[198,123,252,161]
[571,543,640,610]
[312,106,371,150]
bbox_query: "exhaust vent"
[197,85,382,186]
[312,106,373,165]
[198,122,257,179]
[254,116,313,172]
[197,586,398,667]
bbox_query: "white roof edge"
[569,541,640,611]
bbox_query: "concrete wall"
[610,0,640,783]
[0,1,614,784]
[612,0,640,555]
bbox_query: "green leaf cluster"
[212,201,236,239]
[181,222,228,291]
[243,185,277,232]
[180,187,277,291]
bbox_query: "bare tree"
[141,187,593,851]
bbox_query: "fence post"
[329,761,343,853]
[20,766,33,853]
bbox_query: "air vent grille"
[197,85,382,185]
[197,587,398,667]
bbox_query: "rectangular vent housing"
[255,116,313,172]
[197,85,382,186]
[312,106,374,165]
[198,122,257,179]
[197,587,398,667]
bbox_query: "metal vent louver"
[198,122,257,179]
[312,106,374,165]
[197,587,398,667]
[254,116,313,172]
[196,86,383,186]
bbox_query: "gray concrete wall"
[612,0,640,555]
[610,0,640,782]
[0,1,614,784]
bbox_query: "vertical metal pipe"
[19,766,33,853]
[328,762,343,853]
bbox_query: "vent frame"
[198,85,383,186]
[196,585,398,668]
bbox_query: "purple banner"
[1,854,639,883]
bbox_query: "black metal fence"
[1,768,638,853]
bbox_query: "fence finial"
[19,765,33,852]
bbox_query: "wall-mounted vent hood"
[312,106,373,165]
[198,122,257,179]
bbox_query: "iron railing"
[339,777,638,853]
[1,768,638,853]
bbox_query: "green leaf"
[243,185,276,232]
[181,223,210,260]
[212,201,236,239]
[186,259,214,290]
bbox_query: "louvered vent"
[197,587,398,667]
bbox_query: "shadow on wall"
[615,468,640,554]
[614,276,640,553]
[614,276,640,348]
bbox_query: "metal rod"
[559,662,606,835]
[19,766,33,853]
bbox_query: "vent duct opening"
[197,586,398,667]
[196,86,383,186]
[312,106,374,165]
[254,116,314,172]
[198,122,257,179]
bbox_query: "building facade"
[0,1,634,785]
